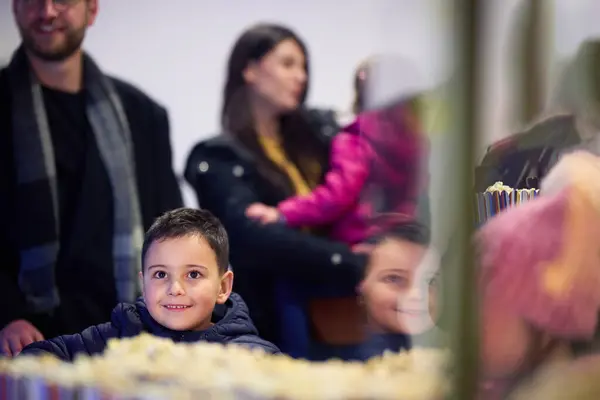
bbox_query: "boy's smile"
[398,309,429,315]
[162,303,193,313]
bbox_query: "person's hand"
[246,203,270,221]
[352,243,375,254]
[0,319,44,357]
[246,203,281,224]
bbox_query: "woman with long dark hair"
[184,24,366,358]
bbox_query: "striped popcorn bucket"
[475,186,540,226]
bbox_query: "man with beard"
[0,0,182,357]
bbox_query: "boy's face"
[360,238,440,335]
[141,235,233,332]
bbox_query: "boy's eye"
[153,271,166,279]
[383,275,408,286]
[188,270,202,279]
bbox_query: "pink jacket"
[278,104,428,245]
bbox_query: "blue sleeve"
[20,322,119,361]
[230,335,281,354]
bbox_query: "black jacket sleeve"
[20,322,119,361]
[0,68,29,329]
[151,106,183,211]
[111,77,183,215]
[184,144,366,284]
[0,272,29,329]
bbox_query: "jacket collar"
[111,293,259,344]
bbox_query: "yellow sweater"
[258,135,314,196]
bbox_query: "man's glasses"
[19,0,81,11]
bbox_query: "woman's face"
[243,39,307,113]
[360,238,441,335]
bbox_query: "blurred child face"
[141,235,233,332]
[360,238,440,335]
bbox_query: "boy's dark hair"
[141,208,229,274]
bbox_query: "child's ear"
[216,270,234,304]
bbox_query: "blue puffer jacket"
[357,333,411,361]
[21,293,280,361]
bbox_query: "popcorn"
[0,334,449,399]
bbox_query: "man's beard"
[19,25,86,62]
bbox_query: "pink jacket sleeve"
[278,133,370,228]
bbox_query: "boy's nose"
[402,284,428,309]
[407,284,425,300]
[168,280,185,295]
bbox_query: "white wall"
[0,0,450,206]
[554,0,600,59]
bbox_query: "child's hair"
[363,222,431,277]
[141,208,229,274]
[370,222,431,247]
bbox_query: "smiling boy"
[18,208,279,360]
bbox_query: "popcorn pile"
[0,334,449,400]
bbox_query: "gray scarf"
[8,46,143,313]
